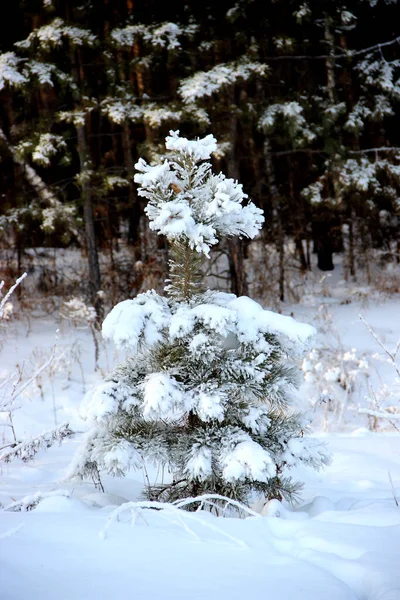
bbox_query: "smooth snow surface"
[1,435,399,600]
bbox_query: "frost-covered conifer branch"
[4,490,71,512]
[179,60,267,103]
[259,102,316,146]
[0,423,74,464]
[359,408,400,421]
[0,127,78,239]
[15,18,97,51]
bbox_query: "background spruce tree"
[70,130,329,504]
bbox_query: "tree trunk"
[264,140,285,302]
[226,93,249,297]
[76,123,102,310]
[323,17,343,276]
[69,45,102,313]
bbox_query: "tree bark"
[264,140,285,302]
[226,92,249,297]
[69,45,102,313]
[76,122,102,310]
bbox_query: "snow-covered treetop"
[102,289,315,356]
[134,131,264,256]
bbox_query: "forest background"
[1,0,400,311]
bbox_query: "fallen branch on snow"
[99,495,257,548]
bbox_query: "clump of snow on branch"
[302,154,400,206]
[134,130,264,256]
[102,291,170,352]
[102,290,314,357]
[221,438,275,482]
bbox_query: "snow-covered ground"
[1,267,400,600]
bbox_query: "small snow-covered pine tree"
[69,131,329,504]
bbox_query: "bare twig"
[99,499,251,548]
[359,314,400,379]
[358,315,400,430]
[0,273,27,319]
[388,471,399,507]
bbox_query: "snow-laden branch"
[359,408,400,421]
[0,423,74,463]
[4,490,71,512]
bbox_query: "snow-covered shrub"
[358,315,400,431]
[302,346,369,429]
[69,131,329,504]
[61,297,100,370]
[0,274,75,460]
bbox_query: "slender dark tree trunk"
[322,17,343,276]
[226,92,248,297]
[69,44,102,313]
[264,140,285,302]
[76,123,102,309]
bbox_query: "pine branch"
[0,423,74,463]
[260,35,400,61]
[4,490,71,512]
